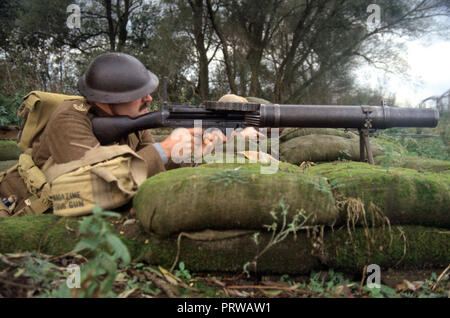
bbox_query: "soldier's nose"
[143,94,152,102]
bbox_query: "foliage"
[55,206,131,298]
[1,0,449,103]
[174,261,192,281]
[0,93,23,126]
[379,116,450,161]
[380,144,401,172]
[305,172,344,206]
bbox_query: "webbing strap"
[45,145,146,183]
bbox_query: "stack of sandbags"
[1,215,447,274]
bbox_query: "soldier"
[0,52,222,217]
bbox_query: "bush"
[0,93,23,126]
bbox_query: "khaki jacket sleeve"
[137,130,182,170]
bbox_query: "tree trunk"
[189,0,209,100]
[104,0,116,51]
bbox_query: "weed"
[55,206,131,298]
[306,173,344,205]
[243,199,309,277]
[380,144,400,173]
[208,167,249,187]
[174,261,192,281]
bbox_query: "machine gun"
[92,101,439,164]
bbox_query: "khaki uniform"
[0,99,168,214]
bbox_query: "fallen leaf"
[158,266,181,285]
[14,268,25,278]
[118,288,137,298]
[260,289,283,296]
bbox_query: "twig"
[432,264,450,292]
[226,284,299,291]
[0,253,18,267]
[360,264,368,292]
[394,227,407,267]
[144,272,176,298]
[0,278,30,289]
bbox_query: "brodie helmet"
[77,52,159,103]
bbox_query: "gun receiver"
[92,102,439,164]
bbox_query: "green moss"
[0,140,22,161]
[306,162,450,228]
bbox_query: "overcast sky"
[355,37,450,107]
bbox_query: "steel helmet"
[77,52,159,103]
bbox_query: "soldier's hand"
[159,128,226,162]
[202,128,227,156]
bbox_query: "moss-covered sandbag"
[374,155,450,173]
[133,162,338,237]
[0,160,17,172]
[0,214,148,259]
[147,226,449,273]
[280,128,358,143]
[0,140,22,161]
[0,215,448,274]
[306,162,450,228]
[280,134,384,164]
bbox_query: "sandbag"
[280,128,359,143]
[133,162,338,237]
[0,160,18,172]
[306,162,450,228]
[0,215,448,274]
[0,141,22,161]
[280,134,384,164]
